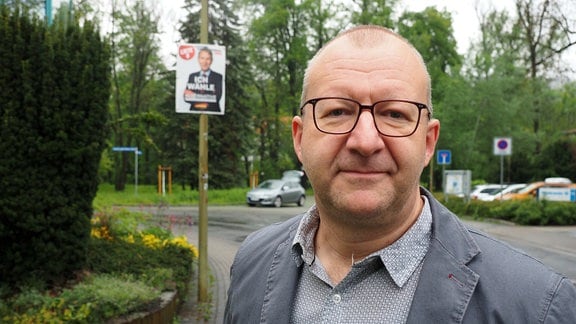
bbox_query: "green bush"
[0,208,197,323]
[541,201,576,225]
[0,7,110,289]
[436,194,576,226]
[1,275,158,323]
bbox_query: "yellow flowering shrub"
[168,235,199,258]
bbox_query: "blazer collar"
[406,189,481,323]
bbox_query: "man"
[183,46,223,113]
[225,25,576,323]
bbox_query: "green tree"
[350,0,397,26]
[176,0,255,188]
[514,0,576,154]
[0,6,110,288]
[396,7,462,187]
[462,2,576,183]
[243,0,311,179]
[108,0,167,190]
[398,7,462,103]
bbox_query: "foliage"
[108,0,168,191]
[350,0,397,26]
[0,208,197,323]
[1,275,159,323]
[60,0,575,192]
[443,198,576,226]
[0,6,110,289]
[398,6,462,103]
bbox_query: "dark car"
[246,179,306,207]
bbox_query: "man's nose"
[346,110,385,155]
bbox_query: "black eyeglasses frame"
[299,97,430,137]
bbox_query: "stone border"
[110,291,178,324]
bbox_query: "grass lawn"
[94,183,249,208]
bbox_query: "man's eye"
[329,109,345,117]
[387,110,405,119]
[318,106,354,119]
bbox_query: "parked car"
[246,179,306,207]
[483,183,527,201]
[500,178,575,201]
[470,184,505,200]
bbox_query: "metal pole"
[500,155,504,192]
[198,0,210,305]
[134,148,138,195]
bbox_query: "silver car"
[246,179,306,207]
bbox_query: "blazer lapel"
[406,240,480,323]
[260,225,302,324]
[407,191,481,324]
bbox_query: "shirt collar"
[292,196,433,288]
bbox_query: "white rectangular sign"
[444,170,472,197]
[176,44,226,115]
[538,188,574,202]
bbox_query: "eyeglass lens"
[312,98,422,136]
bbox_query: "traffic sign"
[437,149,452,165]
[112,146,138,152]
[493,137,512,156]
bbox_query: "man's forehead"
[321,34,409,60]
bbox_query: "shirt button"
[332,294,342,304]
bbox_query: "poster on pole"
[176,44,226,115]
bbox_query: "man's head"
[198,47,213,72]
[292,25,440,230]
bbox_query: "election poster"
[176,44,226,115]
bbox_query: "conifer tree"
[0,6,110,288]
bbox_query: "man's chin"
[329,190,393,216]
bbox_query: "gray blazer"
[225,189,576,323]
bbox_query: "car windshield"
[258,180,283,189]
[518,183,540,194]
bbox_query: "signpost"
[493,137,512,191]
[112,147,141,195]
[173,0,227,304]
[437,150,451,200]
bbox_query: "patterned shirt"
[290,197,433,324]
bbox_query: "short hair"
[198,46,213,60]
[301,25,433,114]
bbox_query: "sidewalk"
[171,224,238,324]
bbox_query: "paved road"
[132,202,576,323]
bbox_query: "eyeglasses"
[300,97,430,137]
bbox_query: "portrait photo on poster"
[176,44,226,115]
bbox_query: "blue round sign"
[497,140,508,150]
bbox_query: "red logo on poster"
[179,45,195,60]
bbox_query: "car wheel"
[297,195,306,206]
[273,196,282,208]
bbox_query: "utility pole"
[197,0,210,305]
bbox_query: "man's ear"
[292,116,304,163]
[425,119,440,166]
